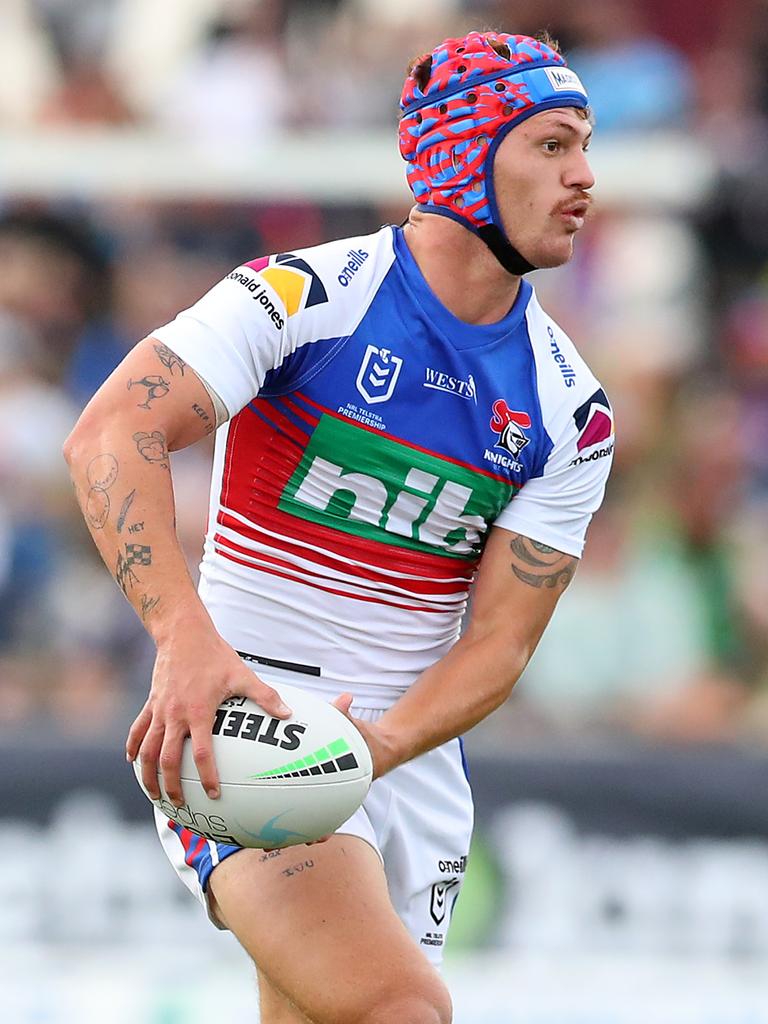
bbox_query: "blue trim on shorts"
[458,736,470,781]
[169,820,242,891]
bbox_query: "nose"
[565,148,595,193]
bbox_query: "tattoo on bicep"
[116,489,136,533]
[191,402,214,435]
[85,453,119,530]
[133,430,169,468]
[508,534,577,590]
[139,593,160,620]
[127,375,170,409]
[153,342,186,376]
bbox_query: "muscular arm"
[65,339,208,633]
[361,527,577,775]
[63,337,289,803]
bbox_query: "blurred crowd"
[1,0,768,746]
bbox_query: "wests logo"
[573,388,613,451]
[490,400,531,457]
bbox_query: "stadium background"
[2,0,768,1020]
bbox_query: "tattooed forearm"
[116,489,136,533]
[116,551,139,595]
[153,342,186,376]
[192,402,214,435]
[115,541,152,596]
[85,453,119,530]
[139,593,161,620]
[114,540,151,598]
[127,375,170,409]
[133,430,169,468]
[508,534,577,590]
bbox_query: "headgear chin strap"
[399,31,589,275]
[477,224,537,275]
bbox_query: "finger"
[331,693,354,717]
[158,724,188,806]
[245,676,291,719]
[139,724,165,800]
[126,703,153,762]
[306,835,332,846]
[189,720,220,799]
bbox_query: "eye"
[543,139,560,153]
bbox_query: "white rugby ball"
[133,683,372,849]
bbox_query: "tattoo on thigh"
[84,453,119,530]
[281,859,315,878]
[508,534,577,590]
[259,849,284,862]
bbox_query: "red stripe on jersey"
[214,531,471,600]
[217,508,476,580]
[214,526,474,594]
[294,390,517,487]
[214,546,458,614]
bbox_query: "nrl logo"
[429,878,461,926]
[355,344,403,405]
[490,399,531,457]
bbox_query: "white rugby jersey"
[153,226,614,705]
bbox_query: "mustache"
[552,193,594,216]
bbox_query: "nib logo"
[573,388,613,450]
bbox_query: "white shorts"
[156,706,474,966]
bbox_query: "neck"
[401,209,522,325]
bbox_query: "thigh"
[257,970,313,1024]
[208,835,450,1024]
[368,738,474,966]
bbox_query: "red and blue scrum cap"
[398,31,589,271]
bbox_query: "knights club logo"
[355,344,404,405]
[245,252,328,317]
[490,399,531,457]
[573,388,613,450]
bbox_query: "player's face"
[492,108,595,269]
